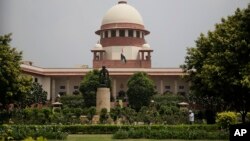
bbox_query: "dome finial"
[118,0,127,4]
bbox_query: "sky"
[0,0,249,68]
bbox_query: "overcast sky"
[0,0,249,68]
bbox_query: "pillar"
[160,80,164,94]
[174,80,178,94]
[93,52,96,60]
[112,79,117,101]
[66,79,70,95]
[51,78,56,102]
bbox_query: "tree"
[110,106,122,123]
[0,34,32,110]
[79,69,111,107]
[79,70,100,107]
[25,82,47,107]
[127,72,156,111]
[99,108,109,124]
[181,5,250,123]
[87,106,96,122]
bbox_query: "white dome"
[143,43,150,49]
[94,43,103,49]
[101,2,144,25]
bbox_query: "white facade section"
[104,46,140,60]
[101,3,144,25]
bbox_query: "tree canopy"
[0,34,32,110]
[25,82,48,107]
[127,72,156,111]
[181,5,250,123]
[79,69,111,107]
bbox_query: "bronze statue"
[99,66,109,87]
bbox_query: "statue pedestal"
[96,87,110,113]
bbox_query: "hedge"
[113,129,228,140]
[0,124,228,140]
[61,124,220,134]
[0,125,67,140]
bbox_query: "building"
[21,1,189,102]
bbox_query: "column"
[51,78,56,102]
[112,79,117,101]
[66,78,70,95]
[148,52,151,61]
[100,52,104,60]
[160,80,164,94]
[93,52,96,60]
[174,80,178,94]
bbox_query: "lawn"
[50,134,227,141]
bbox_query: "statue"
[99,66,109,87]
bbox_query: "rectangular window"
[74,86,79,89]
[105,31,108,38]
[73,90,80,95]
[128,30,133,37]
[59,92,66,96]
[119,30,125,37]
[101,32,105,38]
[165,86,171,89]
[34,78,38,82]
[179,86,184,90]
[136,31,140,38]
[60,86,65,89]
[111,30,116,37]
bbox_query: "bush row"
[0,124,227,140]
[113,128,228,140]
[0,125,67,140]
[62,124,220,134]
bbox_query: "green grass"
[49,134,227,141]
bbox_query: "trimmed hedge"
[0,125,67,140]
[113,128,228,140]
[61,124,220,134]
[0,124,228,140]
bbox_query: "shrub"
[0,125,67,140]
[216,111,237,130]
[24,136,47,141]
[100,108,109,124]
[60,95,85,108]
[112,130,128,139]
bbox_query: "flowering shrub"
[216,111,237,130]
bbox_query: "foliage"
[181,5,250,123]
[58,124,221,134]
[79,70,99,107]
[112,125,228,140]
[24,136,47,141]
[112,130,128,139]
[120,107,137,124]
[87,107,96,122]
[79,69,112,107]
[110,107,122,122]
[25,82,47,107]
[0,125,67,140]
[99,108,109,124]
[127,72,156,111]
[0,33,32,110]
[152,94,187,106]
[60,95,85,108]
[216,111,237,130]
